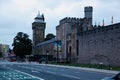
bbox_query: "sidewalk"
[38,63,119,74]
[0,61,119,74]
[24,62,119,74]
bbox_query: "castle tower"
[84,6,93,25]
[32,12,46,54]
[82,6,93,31]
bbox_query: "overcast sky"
[0,0,120,48]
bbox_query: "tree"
[45,33,55,41]
[12,32,32,59]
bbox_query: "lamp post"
[99,62,103,69]
[46,50,48,64]
[56,41,59,62]
[54,41,58,62]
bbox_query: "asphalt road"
[1,63,115,80]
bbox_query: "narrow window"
[76,40,79,56]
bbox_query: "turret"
[84,6,93,25]
[34,11,45,23]
[32,11,46,55]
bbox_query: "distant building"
[36,38,57,61]
[0,44,9,59]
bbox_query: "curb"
[0,62,119,74]
[38,63,119,74]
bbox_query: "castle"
[32,6,120,66]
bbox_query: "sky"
[0,0,120,48]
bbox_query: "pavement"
[38,63,119,74]
[0,61,119,74]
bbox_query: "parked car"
[102,73,120,80]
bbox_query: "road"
[0,62,116,80]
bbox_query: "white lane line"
[19,65,57,75]
[18,66,43,72]
[45,71,56,74]
[31,70,40,73]
[62,74,81,80]
[14,70,44,80]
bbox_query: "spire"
[42,13,44,18]
[102,19,104,26]
[111,16,113,24]
[34,11,45,23]
[35,11,42,19]
[38,11,40,16]
[42,13,44,21]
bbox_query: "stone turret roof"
[34,11,45,23]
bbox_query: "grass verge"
[49,62,120,71]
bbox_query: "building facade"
[0,44,9,59]
[36,38,62,62]
[32,12,62,62]
[56,6,120,66]
[36,38,56,61]
[32,12,46,55]
[78,23,120,66]
[56,6,93,63]
[32,6,120,66]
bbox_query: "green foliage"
[12,32,32,59]
[50,62,120,71]
[45,33,55,41]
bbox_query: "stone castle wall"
[78,23,120,66]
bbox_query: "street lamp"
[99,62,103,69]
[56,41,59,62]
[46,50,49,64]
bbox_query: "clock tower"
[32,12,46,54]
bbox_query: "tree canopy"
[12,32,32,59]
[45,33,55,41]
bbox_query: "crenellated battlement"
[78,23,120,36]
[84,6,93,12]
[60,17,83,24]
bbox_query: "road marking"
[18,66,44,72]
[62,74,81,80]
[20,65,57,75]
[31,70,40,73]
[14,70,44,80]
[18,65,81,80]
[45,71,56,74]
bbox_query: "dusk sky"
[0,0,120,48]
